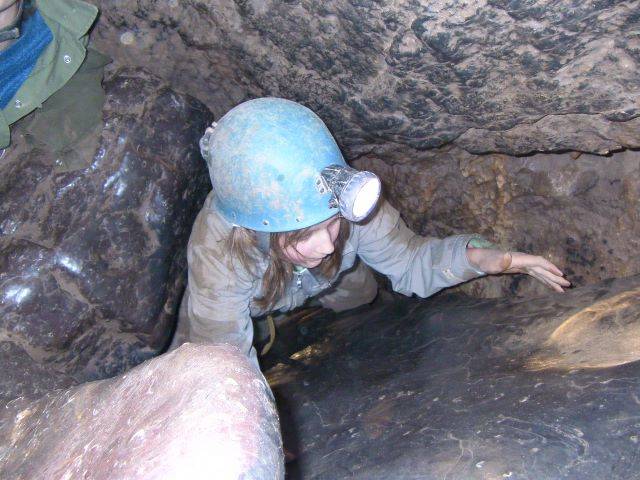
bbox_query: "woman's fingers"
[537,275,564,292]
[529,271,563,292]
[537,257,564,277]
[472,250,571,292]
[549,281,566,293]
[528,265,571,291]
[508,253,558,273]
[505,252,571,292]
[537,266,571,287]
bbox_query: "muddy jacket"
[178,191,486,359]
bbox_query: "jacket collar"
[36,0,97,39]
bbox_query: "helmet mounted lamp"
[319,164,381,222]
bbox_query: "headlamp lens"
[320,165,381,222]
[351,175,381,220]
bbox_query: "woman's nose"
[316,229,335,256]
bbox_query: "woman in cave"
[171,97,570,365]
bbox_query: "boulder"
[265,275,640,479]
[0,67,212,402]
[0,344,284,480]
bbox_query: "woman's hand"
[466,248,571,292]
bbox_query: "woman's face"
[0,1,18,12]
[279,216,341,268]
[0,1,19,25]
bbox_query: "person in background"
[0,0,109,172]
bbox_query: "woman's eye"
[298,231,314,242]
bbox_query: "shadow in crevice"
[273,390,303,480]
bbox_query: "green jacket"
[0,0,99,150]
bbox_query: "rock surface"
[0,344,284,480]
[0,68,212,402]
[264,275,640,479]
[355,148,640,297]
[89,0,640,157]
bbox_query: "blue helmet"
[200,98,348,232]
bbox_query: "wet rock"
[0,68,212,402]
[265,275,640,479]
[89,0,640,157]
[0,344,284,480]
[354,148,640,297]
[526,287,640,370]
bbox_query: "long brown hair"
[226,218,350,311]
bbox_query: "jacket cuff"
[447,234,487,282]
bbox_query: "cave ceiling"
[91,0,640,159]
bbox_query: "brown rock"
[265,275,640,479]
[87,0,640,157]
[355,148,640,297]
[0,67,212,402]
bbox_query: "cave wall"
[88,0,640,295]
[354,147,640,297]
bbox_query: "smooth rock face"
[89,0,640,157]
[264,275,640,479]
[355,148,640,297]
[0,344,285,480]
[0,68,212,402]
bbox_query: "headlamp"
[320,164,381,222]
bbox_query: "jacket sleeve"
[184,204,258,361]
[351,200,486,298]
